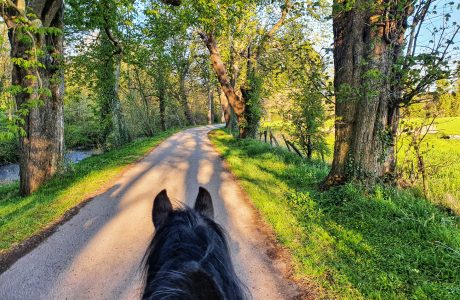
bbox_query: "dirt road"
[0,125,300,300]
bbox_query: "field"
[210,129,460,299]
[262,117,460,214]
[419,117,460,135]
[0,129,178,253]
[397,117,460,214]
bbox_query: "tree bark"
[207,85,214,125]
[199,32,246,137]
[178,73,195,125]
[5,0,65,195]
[159,91,166,131]
[112,55,130,144]
[218,86,231,127]
[324,0,411,187]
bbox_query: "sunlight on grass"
[0,129,179,253]
[210,129,460,300]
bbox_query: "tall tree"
[324,0,459,186]
[198,30,246,135]
[169,26,196,125]
[190,0,293,138]
[66,0,131,147]
[1,0,64,195]
[239,0,292,138]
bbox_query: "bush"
[64,89,103,150]
[0,136,18,164]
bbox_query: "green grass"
[0,129,179,253]
[435,117,460,135]
[210,129,460,300]
[396,117,460,214]
[400,135,460,214]
[270,116,460,213]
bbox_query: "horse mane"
[142,206,247,300]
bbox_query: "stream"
[0,150,96,183]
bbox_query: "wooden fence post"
[270,129,279,147]
[282,134,291,151]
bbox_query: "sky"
[414,0,460,62]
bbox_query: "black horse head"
[142,187,248,300]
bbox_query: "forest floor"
[0,126,302,300]
[209,129,460,299]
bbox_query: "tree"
[169,33,196,126]
[189,0,294,138]
[158,8,197,126]
[198,30,246,135]
[324,0,459,186]
[277,23,331,160]
[1,0,64,195]
[66,0,131,147]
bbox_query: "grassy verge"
[0,129,179,253]
[210,129,460,299]
[400,135,460,213]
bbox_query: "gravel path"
[0,125,300,300]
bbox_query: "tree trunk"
[159,91,166,131]
[306,135,313,160]
[218,87,231,127]
[240,44,259,139]
[199,32,246,137]
[240,85,260,138]
[152,57,168,132]
[112,55,130,145]
[179,74,195,125]
[133,67,155,136]
[383,105,400,180]
[324,0,411,187]
[6,0,64,196]
[207,84,214,125]
[96,33,129,147]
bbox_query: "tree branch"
[406,0,432,57]
[161,0,181,6]
[1,0,31,27]
[102,15,123,56]
[254,0,292,61]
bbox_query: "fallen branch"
[286,140,303,158]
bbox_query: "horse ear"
[194,187,214,220]
[152,189,172,228]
